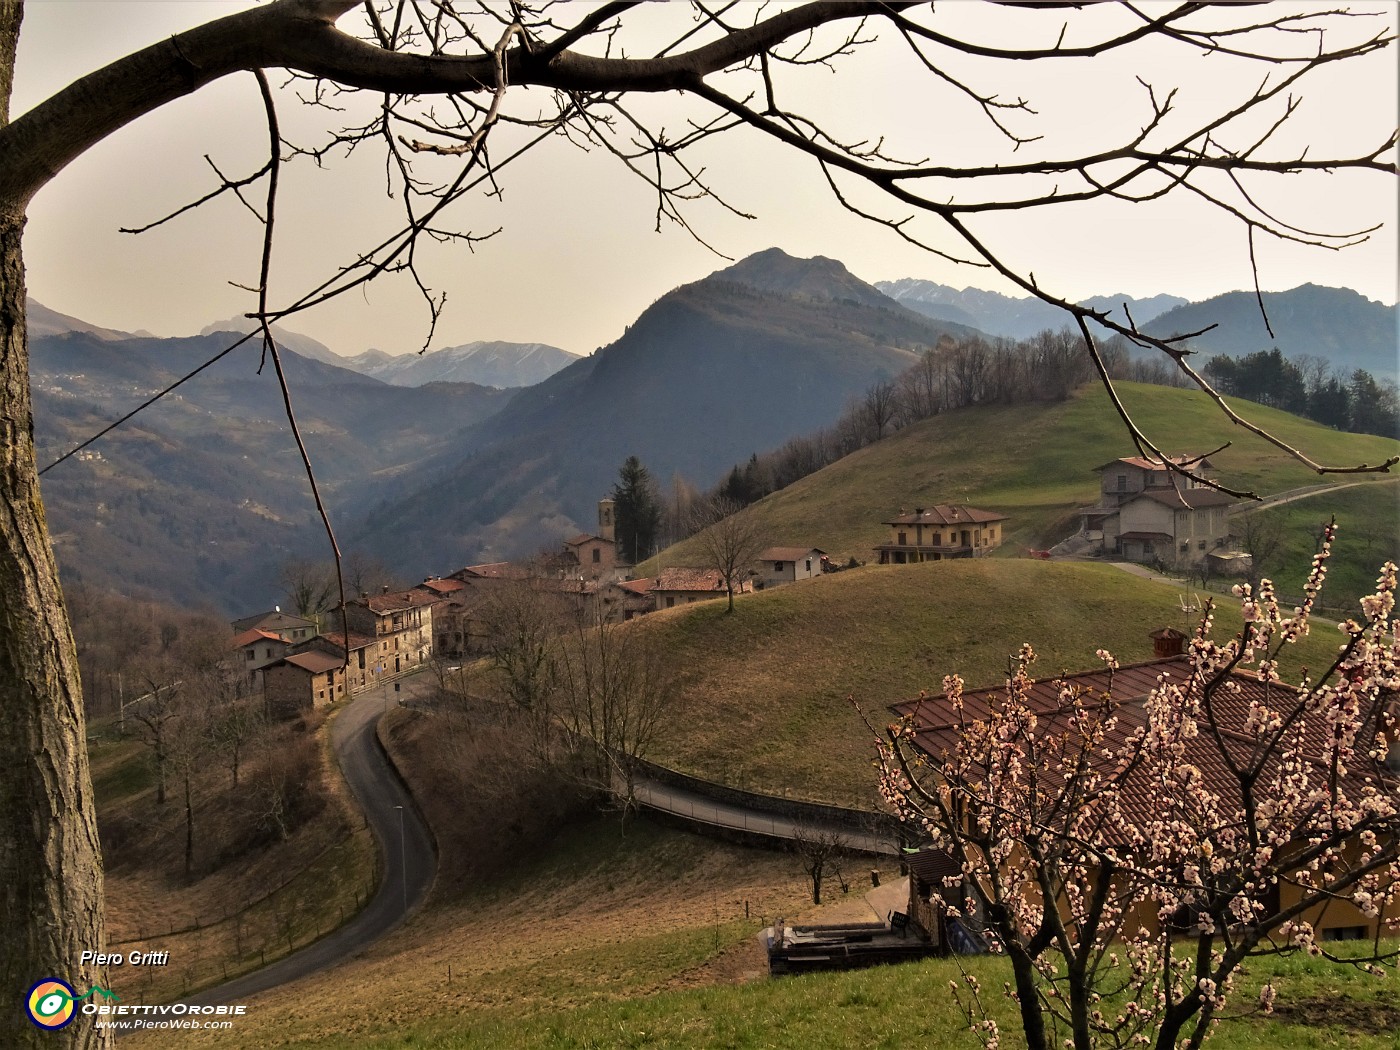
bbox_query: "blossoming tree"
[861,525,1400,1050]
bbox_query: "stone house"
[598,577,654,621]
[756,546,827,589]
[293,630,380,695]
[263,649,347,718]
[1078,455,1236,566]
[874,505,1007,564]
[341,589,435,677]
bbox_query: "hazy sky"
[12,2,1399,358]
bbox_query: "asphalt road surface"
[182,678,437,1007]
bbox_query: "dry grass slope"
[631,558,1351,805]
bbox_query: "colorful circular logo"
[26,978,77,1030]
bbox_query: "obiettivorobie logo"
[25,978,120,1030]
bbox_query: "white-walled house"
[756,546,827,589]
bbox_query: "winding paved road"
[182,678,437,1006]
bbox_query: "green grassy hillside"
[1236,479,1400,607]
[634,558,1349,807]
[641,381,1398,571]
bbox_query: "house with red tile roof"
[597,577,655,621]
[1077,455,1237,565]
[651,567,752,610]
[889,638,1397,944]
[874,505,1007,564]
[230,627,294,691]
[229,609,318,643]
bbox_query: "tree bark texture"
[1,8,109,1043]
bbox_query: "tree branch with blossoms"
[856,525,1400,1050]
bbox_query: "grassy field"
[627,558,1352,807]
[639,382,1399,572]
[132,814,1399,1050]
[1233,478,1400,608]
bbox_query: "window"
[591,548,600,563]
[1322,926,1369,941]
[246,650,255,662]
[897,531,907,545]
[666,597,675,609]
[932,533,941,546]
[805,559,812,572]
[774,561,785,571]
[1116,474,1128,492]
[1198,540,1207,550]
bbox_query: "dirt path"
[179,677,438,1006]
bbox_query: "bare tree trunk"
[0,14,108,1040]
[0,210,111,1046]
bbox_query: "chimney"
[382,585,390,594]
[1150,626,1186,658]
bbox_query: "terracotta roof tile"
[231,628,286,649]
[280,651,345,675]
[891,657,1391,831]
[655,567,729,593]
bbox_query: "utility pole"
[394,804,407,914]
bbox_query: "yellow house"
[874,504,1007,564]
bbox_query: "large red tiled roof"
[890,657,1391,830]
[231,628,285,649]
[416,578,466,596]
[655,567,729,593]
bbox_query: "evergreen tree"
[611,456,661,564]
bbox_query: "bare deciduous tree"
[792,823,851,906]
[690,496,767,613]
[0,4,1395,1040]
[552,612,678,814]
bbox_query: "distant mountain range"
[200,315,576,389]
[342,341,579,388]
[348,248,981,572]
[875,280,1397,382]
[28,255,1395,612]
[32,325,508,610]
[875,279,1188,339]
[1141,285,1398,378]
